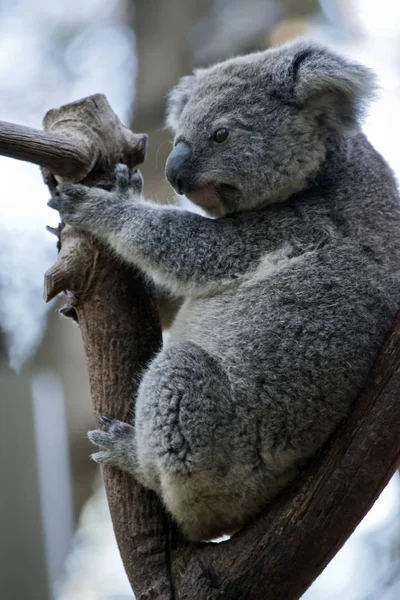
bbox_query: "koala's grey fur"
[49,39,400,541]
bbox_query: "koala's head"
[165,39,376,216]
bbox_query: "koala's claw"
[114,163,131,192]
[90,450,114,465]
[47,197,60,211]
[99,415,113,428]
[130,169,144,195]
[88,429,113,448]
[114,163,143,196]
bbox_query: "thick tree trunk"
[41,96,175,598]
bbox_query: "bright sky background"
[0,0,137,370]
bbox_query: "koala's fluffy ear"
[282,41,377,128]
[166,70,205,131]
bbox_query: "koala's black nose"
[165,142,192,194]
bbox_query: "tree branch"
[0,95,147,182]
[0,120,93,179]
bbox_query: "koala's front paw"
[47,164,143,230]
[48,182,108,229]
[88,416,137,472]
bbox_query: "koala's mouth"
[185,183,239,212]
[216,183,240,206]
[185,183,220,210]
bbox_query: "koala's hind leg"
[135,342,258,540]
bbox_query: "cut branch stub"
[42,93,147,185]
[0,96,146,183]
[44,225,99,303]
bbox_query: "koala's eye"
[213,128,229,143]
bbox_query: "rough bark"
[0,95,399,599]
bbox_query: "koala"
[49,39,400,541]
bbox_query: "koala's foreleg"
[48,165,259,296]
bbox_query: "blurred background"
[0,0,400,598]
